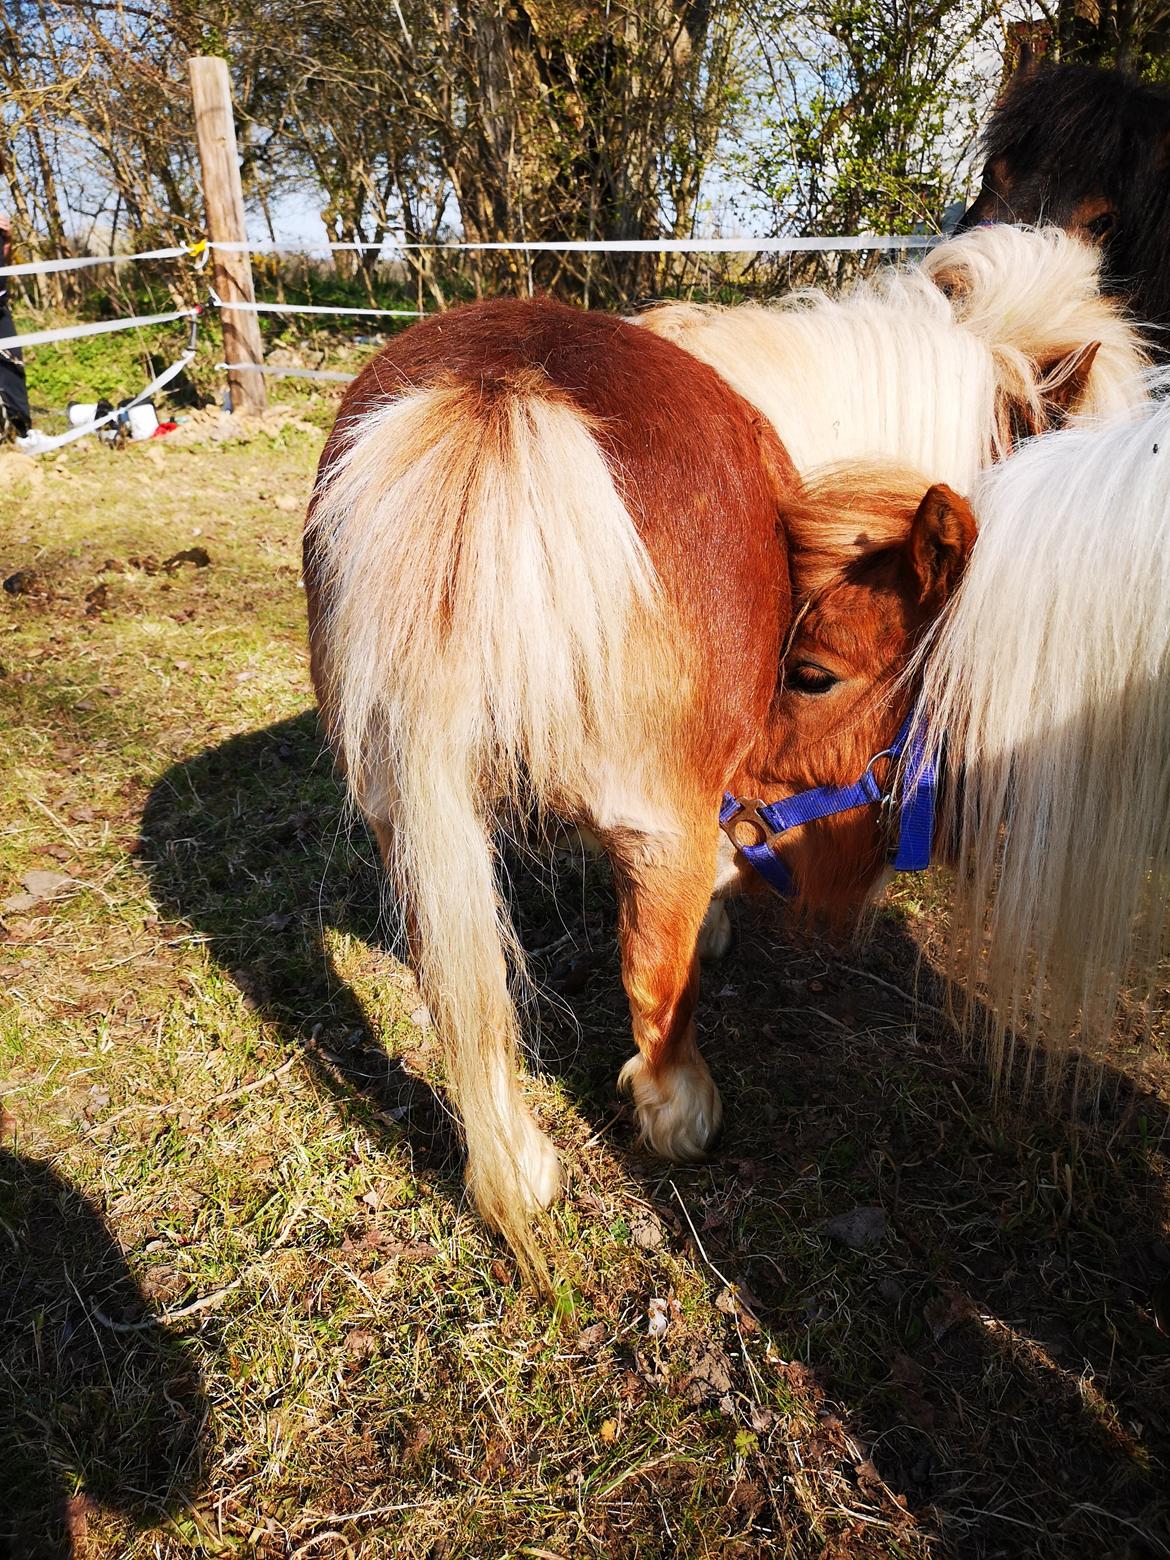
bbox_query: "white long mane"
[919,389,1170,1078]
[638,226,1149,489]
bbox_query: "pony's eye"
[788,660,838,695]
[1086,210,1116,239]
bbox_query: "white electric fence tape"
[1,307,198,354]
[211,293,422,319]
[218,361,356,383]
[0,242,201,279]
[0,230,939,443]
[209,234,937,256]
[1,233,932,358]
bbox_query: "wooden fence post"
[189,55,267,416]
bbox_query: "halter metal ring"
[861,745,896,801]
[721,798,782,851]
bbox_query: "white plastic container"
[126,400,159,440]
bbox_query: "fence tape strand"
[0,242,204,279]
[210,233,937,256]
[212,294,422,319]
[218,360,357,384]
[2,307,199,354]
[1,230,936,286]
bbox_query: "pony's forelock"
[983,62,1170,191]
[785,463,930,593]
[978,63,1170,346]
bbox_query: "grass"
[1,410,1169,1559]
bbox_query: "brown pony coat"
[310,296,794,774]
[304,297,973,1272]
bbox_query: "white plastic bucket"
[126,400,159,440]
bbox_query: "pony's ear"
[908,484,977,604]
[1012,34,1038,78]
[1040,341,1100,423]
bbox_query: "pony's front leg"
[696,899,733,960]
[613,832,723,1162]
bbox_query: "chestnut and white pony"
[919,389,1170,1085]
[304,298,976,1273]
[302,224,1149,1270]
[639,225,1148,486]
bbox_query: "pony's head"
[957,62,1170,350]
[749,467,977,925]
[920,222,1150,425]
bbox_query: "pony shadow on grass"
[0,1149,207,1559]
[139,710,461,1195]
[140,710,1170,1558]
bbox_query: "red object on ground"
[152,421,178,437]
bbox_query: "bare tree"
[6,0,1167,314]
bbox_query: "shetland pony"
[304,297,975,1271]
[638,224,1149,487]
[958,62,1170,356]
[919,391,1170,1082]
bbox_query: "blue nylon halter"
[719,709,936,897]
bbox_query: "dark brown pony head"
[754,469,976,926]
[957,62,1170,352]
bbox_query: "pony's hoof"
[618,1051,723,1162]
[516,1116,562,1212]
[696,899,733,961]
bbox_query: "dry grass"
[1,414,1168,1559]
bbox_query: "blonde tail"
[305,375,655,1271]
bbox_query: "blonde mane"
[638,226,1149,490]
[920,224,1149,426]
[918,390,1170,1083]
